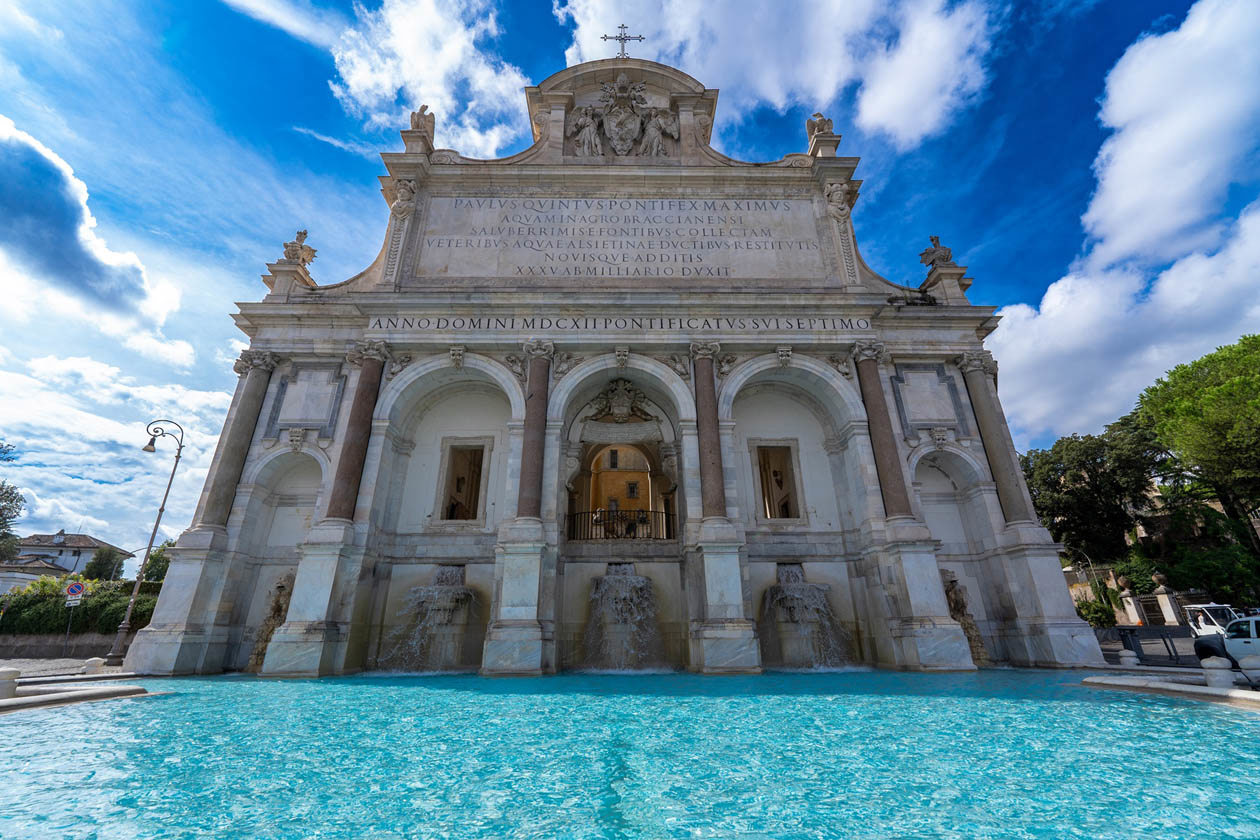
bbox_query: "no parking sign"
[65,581,84,607]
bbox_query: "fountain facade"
[582,563,665,670]
[758,564,854,669]
[377,566,477,671]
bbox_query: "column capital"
[348,340,411,377]
[690,341,721,360]
[523,339,555,360]
[853,340,888,364]
[957,350,997,377]
[233,349,280,375]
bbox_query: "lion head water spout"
[378,566,476,671]
[583,562,665,670]
[758,563,854,669]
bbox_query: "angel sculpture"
[806,111,834,139]
[282,230,317,266]
[637,109,679,157]
[566,106,603,157]
[409,104,436,141]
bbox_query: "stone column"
[958,351,1035,524]
[326,341,390,521]
[686,342,759,674]
[690,342,727,518]
[1153,574,1182,625]
[125,349,278,675]
[516,342,553,518]
[852,342,913,519]
[201,350,279,528]
[261,340,395,676]
[482,340,554,675]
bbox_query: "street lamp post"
[104,419,185,667]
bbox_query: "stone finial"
[689,341,720,360]
[449,345,465,368]
[776,346,793,368]
[282,230,317,266]
[409,104,435,141]
[957,350,997,378]
[233,349,279,375]
[614,346,630,368]
[852,341,887,364]
[919,235,956,269]
[523,339,555,360]
[391,180,417,218]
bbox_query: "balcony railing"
[567,510,676,540]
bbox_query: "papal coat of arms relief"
[565,72,680,158]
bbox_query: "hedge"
[0,576,160,636]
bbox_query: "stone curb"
[1083,675,1260,711]
[0,685,148,714]
[17,672,140,686]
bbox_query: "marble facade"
[125,57,1102,676]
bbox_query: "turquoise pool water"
[3,670,1259,839]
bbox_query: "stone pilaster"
[482,340,553,675]
[686,342,759,674]
[125,349,278,674]
[852,341,913,519]
[956,351,1034,524]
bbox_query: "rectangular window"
[756,445,800,520]
[626,481,639,499]
[440,445,484,521]
[609,449,619,469]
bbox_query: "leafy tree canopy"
[83,546,124,580]
[143,539,174,582]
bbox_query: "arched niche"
[911,448,991,557]
[236,451,325,555]
[376,353,526,426]
[548,354,692,536]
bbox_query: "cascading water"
[377,566,476,671]
[758,563,855,669]
[582,562,665,670]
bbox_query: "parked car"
[1184,603,1242,638]
[1193,615,1260,675]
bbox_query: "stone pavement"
[0,658,125,678]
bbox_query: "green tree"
[83,546,124,580]
[0,441,25,564]
[1020,412,1161,564]
[143,539,174,582]
[1140,335,1260,558]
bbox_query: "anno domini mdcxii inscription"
[415,196,826,280]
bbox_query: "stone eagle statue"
[409,104,436,141]
[806,112,833,139]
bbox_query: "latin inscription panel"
[414,197,827,281]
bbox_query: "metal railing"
[567,510,676,540]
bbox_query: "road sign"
[66,581,85,597]
[65,595,83,607]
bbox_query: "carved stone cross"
[602,23,645,58]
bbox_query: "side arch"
[717,353,865,423]
[375,352,526,425]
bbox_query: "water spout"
[377,566,476,671]
[758,563,854,669]
[582,563,665,670]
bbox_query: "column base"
[891,619,976,671]
[260,621,344,677]
[480,620,544,676]
[123,625,228,675]
[690,619,761,674]
[999,618,1105,667]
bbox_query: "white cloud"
[1082,0,1260,268]
[855,0,992,150]
[555,0,995,149]
[218,0,347,48]
[328,0,531,157]
[19,489,110,536]
[991,0,1260,446]
[292,125,379,158]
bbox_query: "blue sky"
[1,0,1258,567]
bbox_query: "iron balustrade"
[567,509,676,540]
